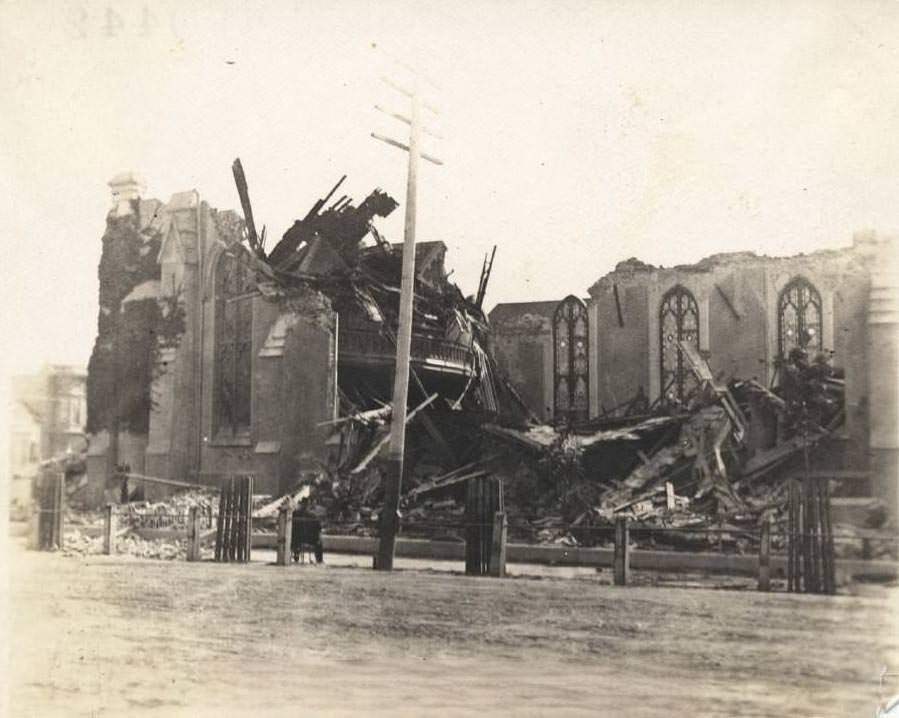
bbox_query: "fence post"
[27,506,39,550]
[52,472,65,550]
[187,506,201,562]
[489,511,507,577]
[758,516,771,591]
[276,505,294,566]
[103,504,116,555]
[614,516,630,586]
[244,475,254,562]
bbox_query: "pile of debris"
[220,160,534,527]
[215,160,875,556]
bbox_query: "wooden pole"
[222,477,234,562]
[758,516,771,591]
[214,484,225,562]
[787,480,795,592]
[52,472,65,550]
[489,511,507,578]
[820,480,836,594]
[103,504,116,555]
[376,81,421,573]
[614,516,630,586]
[465,479,476,575]
[276,505,293,566]
[235,477,245,562]
[27,501,40,550]
[187,506,201,562]
[244,475,254,562]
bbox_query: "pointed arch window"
[778,276,822,358]
[659,285,700,404]
[214,249,254,436]
[553,296,589,423]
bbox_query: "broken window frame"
[777,276,823,359]
[552,295,590,424]
[213,250,254,438]
[659,285,700,405]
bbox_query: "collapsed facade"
[82,169,897,540]
[490,235,899,521]
[84,171,523,504]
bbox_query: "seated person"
[291,498,324,563]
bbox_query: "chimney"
[108,171,146,216]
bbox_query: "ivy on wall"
[86,201,185,435]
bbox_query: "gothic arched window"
[778,276,822,358]
[659,285,700,404]
[553,296,589,423]
[214,249,254,436]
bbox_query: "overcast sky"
[2,0,898,383]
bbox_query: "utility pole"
[371,58,442,571]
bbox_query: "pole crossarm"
[380,76,440,115]
[374,105,444,139]
[371,132,444,165]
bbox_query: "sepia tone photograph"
[1,1,898,716]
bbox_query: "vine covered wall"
[87,201,185,435]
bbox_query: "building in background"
[8,364,88,508]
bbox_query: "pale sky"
[2,0,898,384]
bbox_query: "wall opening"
[213,249,254,437]
[659,285,700,404]
[777,276,823,358]
[553,295,589,423]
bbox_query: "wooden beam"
[489,511,507,577]
[614,517,630,585]
[715,283,741,321]
[757,517,771,591]
[122,472,216,491]
[613,284,624,327]
[231,158,260,252]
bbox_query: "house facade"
[8,364,87,507]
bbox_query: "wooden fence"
[787,476,836,594]
[33,472,65,550]
[465,476,505,576]
[214,475,254,562]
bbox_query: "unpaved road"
[7,543,899,717]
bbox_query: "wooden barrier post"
[757,516,771,591]
[244,475,254,562]
[489,511,507,577]
[103,504,116,555]
[52,472,65,550]
[276,505,294,566]
[187,506,201,562]
[27,486,40,550]
[614,516,630,586]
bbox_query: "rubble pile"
[306,339,860,554]
[116,489,219,530]
[166,160,876,557]
[62,529,208,560]
[223,164,534,528]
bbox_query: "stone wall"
[490,236,893,492]
[87,174,338,504]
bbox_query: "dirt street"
[7,543,898,717]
